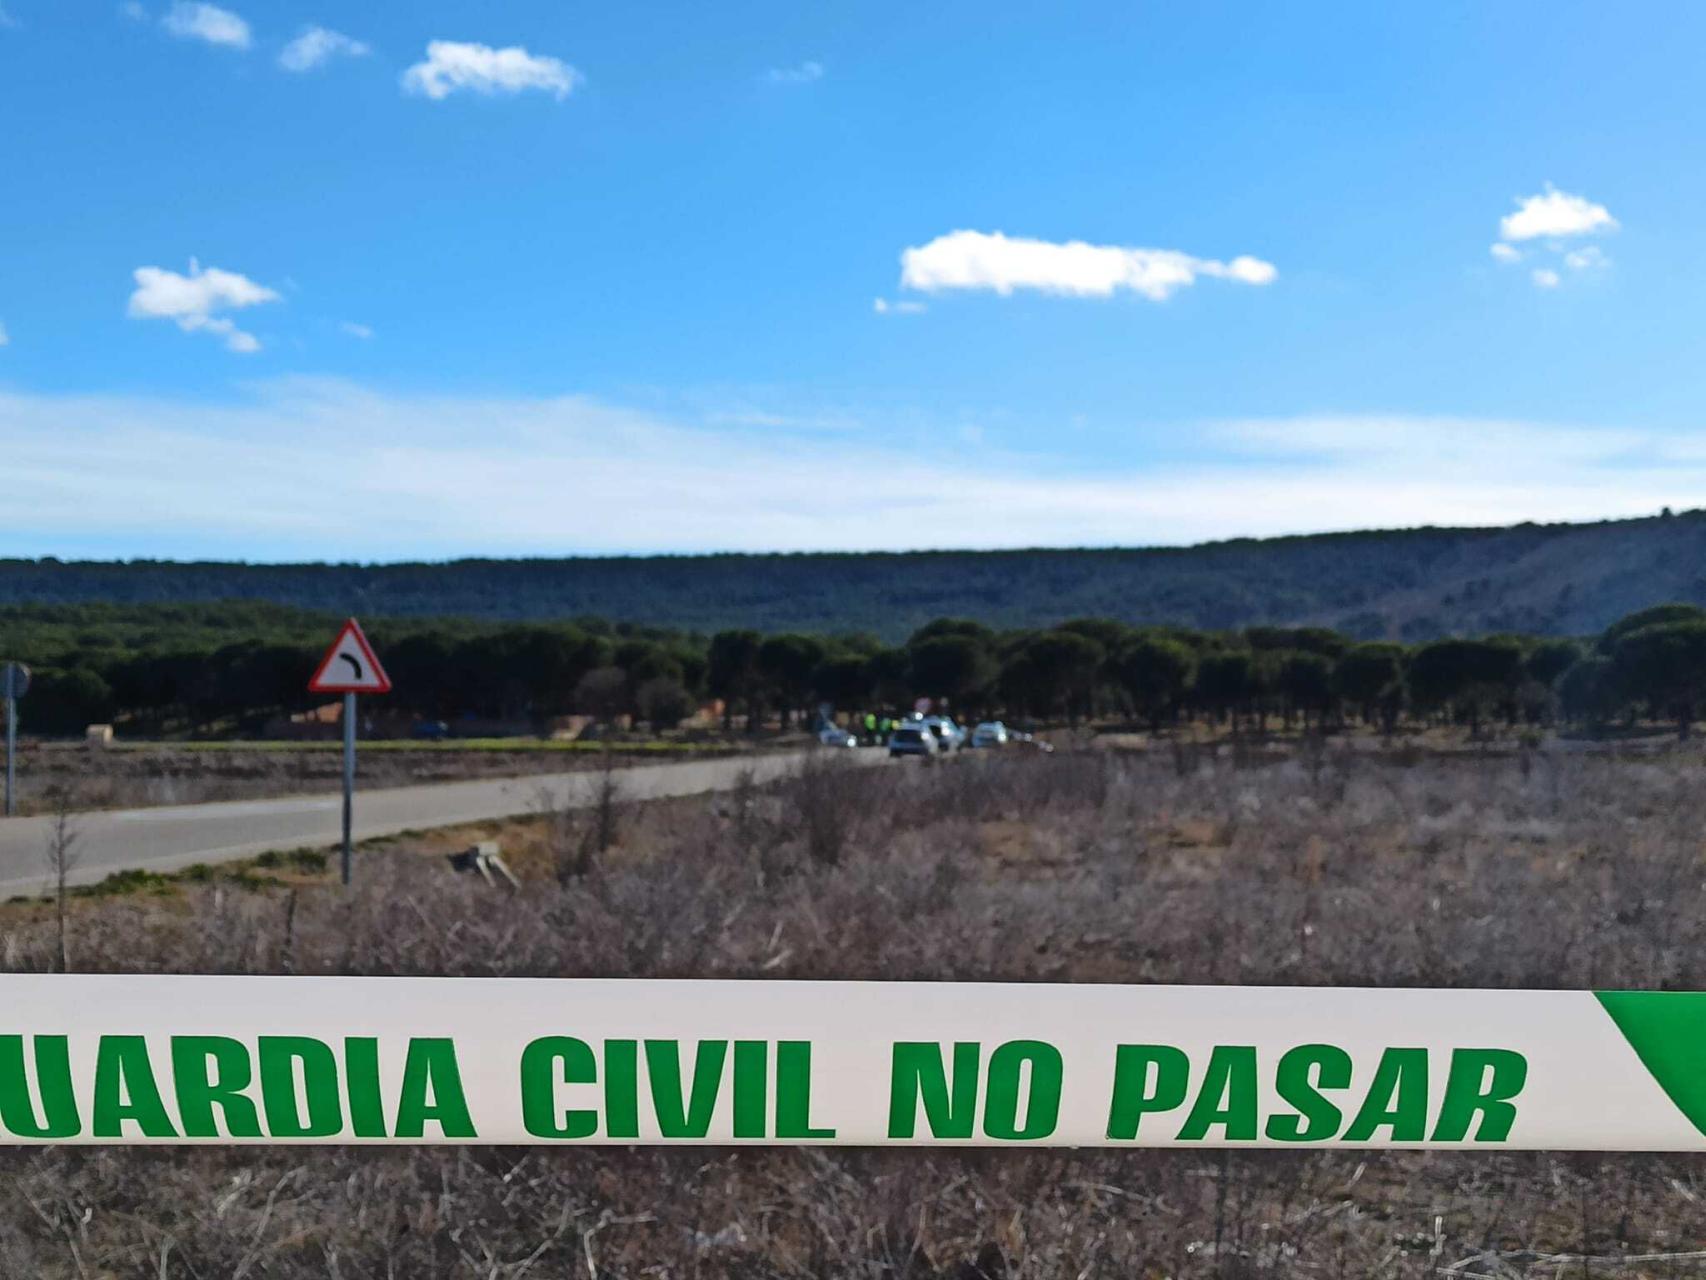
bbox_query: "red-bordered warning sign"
[308,618,392,694]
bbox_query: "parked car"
[970,721,1009,748]
[410,719,451,741]
[818,724,858,748]
[920,715,965,752]
[887,725,935,758]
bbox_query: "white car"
[920,716,965,752]
[971,721,1009,748]
[818,725,858,748]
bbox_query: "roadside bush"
[635,674,694,730]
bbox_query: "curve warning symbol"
[308,619,392,695]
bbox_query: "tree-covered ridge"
[5,598,1706,741]
[5,509,1706,641]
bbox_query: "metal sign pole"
[3,693,14,818]
[307,620,387,887]
[1,662,24,819]
[342,691,356,885]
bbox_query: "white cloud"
[402,40,579,100]
[127,259,280,353]
[1491,189,1617,286]
[340,321,374,340]
[1564,245,1609,272]
[279,26,369,72]
[899,230,1277,302]
[120,2,148,19]
[0,5,17,29]
[2,385,1699,559]
[766,60,823,85]
[0,321,9,346]
[872,297,925,315]
[161,2,250,49]
[1499,184,1618,242]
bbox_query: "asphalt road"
[0,748,881,897]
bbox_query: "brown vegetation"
[1,747,1705,1276]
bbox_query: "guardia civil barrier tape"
[0,975,1701,1148]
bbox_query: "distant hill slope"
[5,511,1704,641]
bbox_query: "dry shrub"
[0,748,1704,1275]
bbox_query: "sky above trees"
[3,2,1705,558]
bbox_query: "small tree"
[1558,654,1619,733]
[1522,638,1583,725]
[812,653,875,716]
[1611,621,1706,738]
[866,647,912,710]
[27,669,114,735]
[1599,604,1706,655]
[1525,638,1583,687]
[42,786,78,973]
[757,634,827,730]
[1195,650,1255,731]
[1333,643,1405,733]
[908,635,996,716]
[707,630,763,732]
[588,750,622,862]
[1111,634,1195,731]
[636,675,694,731]
[1276,651,1334,732]
[1002,632,1104,724]
[1407,638,1523,736]
[573,666,630,725]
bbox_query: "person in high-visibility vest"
[863,712,877,743]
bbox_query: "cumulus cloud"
[4,385,1695,560]
[127,259,280,353]
[872,298,925,316]
[766,60,823,85]
[1490,185,1618,288]
[899,230,1277,302]
[161,2,249,49]
[279,26,368,72]
[1499,184,1618,242]
[402,40,579,100]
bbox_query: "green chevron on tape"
[1596,991,1706,1138]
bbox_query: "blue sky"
[4,1,1706,559]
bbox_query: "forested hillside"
[4,510,1704,641]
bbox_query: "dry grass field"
[1,745,1705,1276]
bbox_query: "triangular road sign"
[308,618,392,694]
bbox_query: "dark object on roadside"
[411,719,451,740]
[446,840,521,889]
